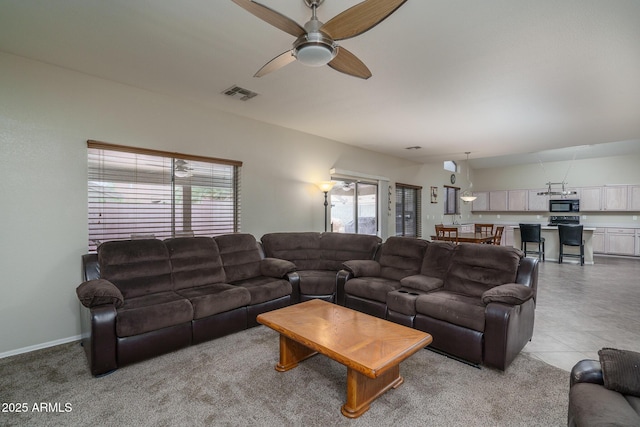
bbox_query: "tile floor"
[522,254,640,371]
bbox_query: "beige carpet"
[0,326,569,426]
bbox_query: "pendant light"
[460,152,477,203]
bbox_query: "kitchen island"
[513,225,596,264]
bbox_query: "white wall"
[0,52,430,356]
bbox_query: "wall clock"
[450,174,456,184]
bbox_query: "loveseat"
[77,234,294,376]
[260,232,382,304]
[568,349,640,426]
[340,240,539,370]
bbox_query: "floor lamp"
[316,181,335,232]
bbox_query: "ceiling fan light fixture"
[293,33,337,67]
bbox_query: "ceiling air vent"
[222,85,258,101]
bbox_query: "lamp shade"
[316,181,336,192]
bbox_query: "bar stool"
[519,223,545,261]
[558,224,585,265]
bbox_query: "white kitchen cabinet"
[592,228,606,253]
[508,190,527,211]
[527,190,549,211]
[471,192,489,211]
[603,186,628,211]
[606,228,636,255]
[630,186,640,211]
[503,226,515,247]
[489,190,508,211]
[578,187,602,211]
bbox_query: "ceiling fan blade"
[321,0,407,41]
[328,47,372,79]
[232,0,305,37]
[254,50,296,77]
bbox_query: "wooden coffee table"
[257,299,432,418]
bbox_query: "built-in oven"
[549,199,580,213]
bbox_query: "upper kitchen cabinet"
[527,189,549,211]
[630,185,640,211]
[508,190,528,211]
[603,185,629,211]
[471,192,488,211]
[577,187,602,211]
[489,190,508,211]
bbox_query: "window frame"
[443,185,460,215]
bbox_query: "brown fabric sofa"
[568,350,640,427]
[260,232,382,304]
[340,240,538,370]
[77,234,294,376]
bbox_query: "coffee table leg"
[341,364,403,418]
[276,334,317,372]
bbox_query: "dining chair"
[474,223,494,234]
[434,224,444,235]
[492,226,504,245]
[437,226,459,244]
[519,224,545,260]
[558,224,585,265]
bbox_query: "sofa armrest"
[285,271,301,304]
[260,257,296,278]
[79,303,118,376]
[481,283,534,306]
[76,279,124,308]
[483,298,536,370]
[570,359,604,388]
[342,260,380,277]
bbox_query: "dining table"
[430,232,495,244]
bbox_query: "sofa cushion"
[415,291,486,332]
[215,234,263,283]
[400,275,444,293]
[116,291,193,337]
[98,239,173,299]
[420,241,456,278]
[599,348,640,397]
[295,270,338,295]
[261,232,323,270]
[481,283,534,306]
[176,284,251,319]
[378,237,429,281]
[232,277,292,305]
[164,237,226,290]
[319,232,382,270]
[344,277,401,303]
[444,244,522,297]
[76,279,124,308]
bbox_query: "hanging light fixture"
[460,152,477,203]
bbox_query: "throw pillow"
[76,279,124,308]
[598,348,640,397]
[481,283,533,305]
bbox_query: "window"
[444,160,457,173]
[444,185,460,215]
[395,183,422,237]
[329,180,378,235]
[87,141,241,251]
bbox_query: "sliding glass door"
[329,180,378,235]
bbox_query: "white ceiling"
[2,0,639,167]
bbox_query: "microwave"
[549,199,580,212]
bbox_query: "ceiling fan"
[232,0,407,79]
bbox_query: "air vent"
[222,85,258,101]
[405,146,422,150]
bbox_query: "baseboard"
[0,335,82,359]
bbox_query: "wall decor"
[430,186,438,203]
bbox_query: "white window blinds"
[87,141,241,251]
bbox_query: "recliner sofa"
[77,234,294,376]
[340,240,538,370]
